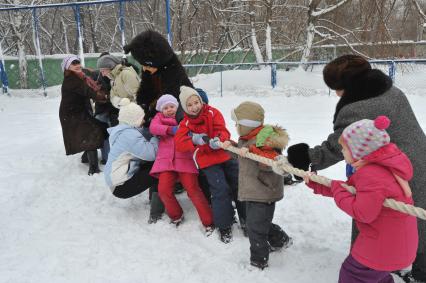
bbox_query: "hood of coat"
[107,124,143,145]
[260,125,289,150]
[363,143,413,181]
[123,30,174,68]
[110,64,136,79]
[333,69,393,123]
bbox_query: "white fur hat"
[118,98,145,127]
[179,86,203,113]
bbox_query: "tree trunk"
[300,21,315,65]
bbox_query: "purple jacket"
[149,112,198,177]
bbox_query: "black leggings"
[113,162,156,199]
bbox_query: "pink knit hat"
[155,94,179,112]
[342,116,391,160]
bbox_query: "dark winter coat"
[308,70,426,256]
[136,54,193,127]
[59,71,106,155]
[123,30,193,127]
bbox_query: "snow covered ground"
[0,69,425,283]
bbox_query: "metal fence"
[1,58,426,97]
[0,0,172,96]
[183,60,426,97]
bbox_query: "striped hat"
[342,116,391,160]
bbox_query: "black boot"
[87,150,100,175]
[148,189,164,224]
[81,151,88,164]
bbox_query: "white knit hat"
[179,86,203,114]
[61,55,80,72]
[342,116,391,160]
[118,98,145,127]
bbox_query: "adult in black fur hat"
[283,54,426,282]
[123,30,193,127]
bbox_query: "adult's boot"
[87,150,100,175]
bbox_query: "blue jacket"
[104,124,159,190]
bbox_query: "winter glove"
[192,133,208,145]
[167,126,178,136]
[271,155,287,176]
[287,143,311,181]
[209,137,221,150]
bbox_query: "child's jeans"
[339,255,394,283]
[158,171,213,227]
[201,159,242,229]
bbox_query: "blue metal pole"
[32,8,47,96]
[165,0,172,46]
[271,63,277,88]
[0,61,9,96]
[0,41,9,96]
[73,5,85,66]
[388,61,396,82]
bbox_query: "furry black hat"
[123,30,174,68]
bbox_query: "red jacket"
[307,143,418,271]
[175,104,231,169]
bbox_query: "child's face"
[186,95,202,116]
[162,103,177,117]
[339,138,355,164]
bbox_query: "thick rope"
[216,141,426,221]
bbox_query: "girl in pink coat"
[149,94,213,232]
[304,116,418,283]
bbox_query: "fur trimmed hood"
[333,69,393,122]
[124,30,174,68]
[262,125,289,150]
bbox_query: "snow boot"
[205,225,215,237]
[392,270,425,283]
[148,191,164,224]
[174,182,184,194]
[100,139,109,165]
[171,215,184,227]
[219,227,233,244]
[268,223,292,252]
[284,173,303,185]
[81,151,88,164]
[250,259,268,270]
[87,150,100,175]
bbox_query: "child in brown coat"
[225,101,292,270]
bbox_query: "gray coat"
[309,86,426,255]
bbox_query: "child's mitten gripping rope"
[211,139,426,221]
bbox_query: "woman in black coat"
[123,30,193,127]
[59,55,107,175]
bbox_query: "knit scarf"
[187,104,214,138]
[240,126,280,159]
[72,70,102,92]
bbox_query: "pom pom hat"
[118,98,145,127]
[342,115,391,160]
